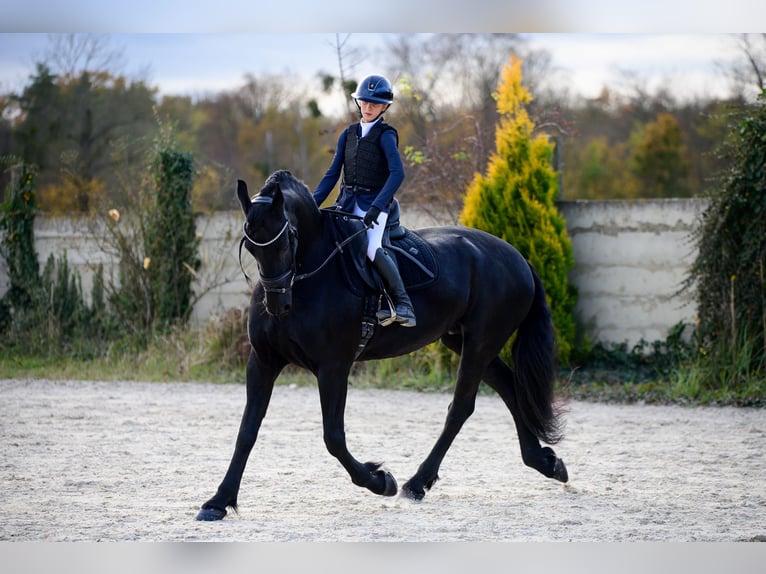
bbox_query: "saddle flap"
[321,208,439,296]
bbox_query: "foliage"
[0,128,204,354]
[629,112,690,197]
[10,64,157,213]
[666,329,765,406]
[92,128,201,343]
[145,147,199,328]
[398,106,487,223]
[686,91,766,378]
[2,314,761,406]
[567,322,694,385]
[0,162,39,319]
[0,165,112,356]
[560,92,729,199]
[460,56,577,363]
[0,34,749,212]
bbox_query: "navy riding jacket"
[313,119,405,213]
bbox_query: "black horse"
[196,170,568,521]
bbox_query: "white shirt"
[359,117,380,138]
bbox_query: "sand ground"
[1,378,765,542]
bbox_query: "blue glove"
[363,206,381,227]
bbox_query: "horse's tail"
[511,263,564,445]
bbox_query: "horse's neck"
[290,199,323,261]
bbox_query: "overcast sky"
[1,2,761,113]
[0,33,750,104]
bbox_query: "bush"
[686,90,766,380]
[0,162,39,317]
[0,130,203,356]
[460,56,577,363]
[145,148,200,328]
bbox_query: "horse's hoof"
[381,471,398,497]
[553,458,569,483]
[196,506,227,521]
[400,480,426,501]
[363,462,399,496]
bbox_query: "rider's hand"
[363,206,381,227]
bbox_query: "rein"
[293,225,367,282]
[239,213,369,289]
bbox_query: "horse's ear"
[272,182,285,211]
[236,180,251,215]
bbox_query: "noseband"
[239,195,297,296]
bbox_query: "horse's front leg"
[196,350,282,521]
[317,364,398,497]
[400,344,483,501]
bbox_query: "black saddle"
[321,202,439,298]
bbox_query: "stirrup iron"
[376,292,397,326]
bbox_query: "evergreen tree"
[0,164,40,314]
[145,147,199,328]
[461,57,577,363]
[687,91,766,373]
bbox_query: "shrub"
[0,162,39,318]
[460,56,577,363]
[145,148,200,328]
[686,90,766,379]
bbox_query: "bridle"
[238,198,369,300]
[238,195,298,296]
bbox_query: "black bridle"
[238,195,298,295]
[239,200,369,295]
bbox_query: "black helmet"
[352,74,394,105]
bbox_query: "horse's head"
[237,176,298,316]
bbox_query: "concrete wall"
[0,199,705,346]
[559,198,706,347]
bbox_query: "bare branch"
[43,34,126,81]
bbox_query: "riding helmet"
[352,75,394,105]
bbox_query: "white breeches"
[354,202,389,261]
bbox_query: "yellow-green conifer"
[460,56,577,363]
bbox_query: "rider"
[313,74,416,327]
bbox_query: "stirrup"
[376,294,397,327]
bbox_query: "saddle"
[322,202,439,297]
[322,203,439,359]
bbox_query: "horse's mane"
[262,170,316,211]
[261,169,322,238]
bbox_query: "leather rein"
[238,199,368,293]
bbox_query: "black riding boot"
[372,248,417,327]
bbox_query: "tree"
[145,148,199,328]
[0,163,39,315]
[43,33,126,82]
[460,56,577,363]
[686,91,766,375]
[566,136,636,199]
[726,34,766,100]
[11,64,62,176]
[10,35,157,213]
[629,112,690,197]
[382,34,563,215]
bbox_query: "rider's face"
[358,100,388,122]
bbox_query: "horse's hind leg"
[317,365,398,497]
[482,356,568,483]
[400,337,485,501]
